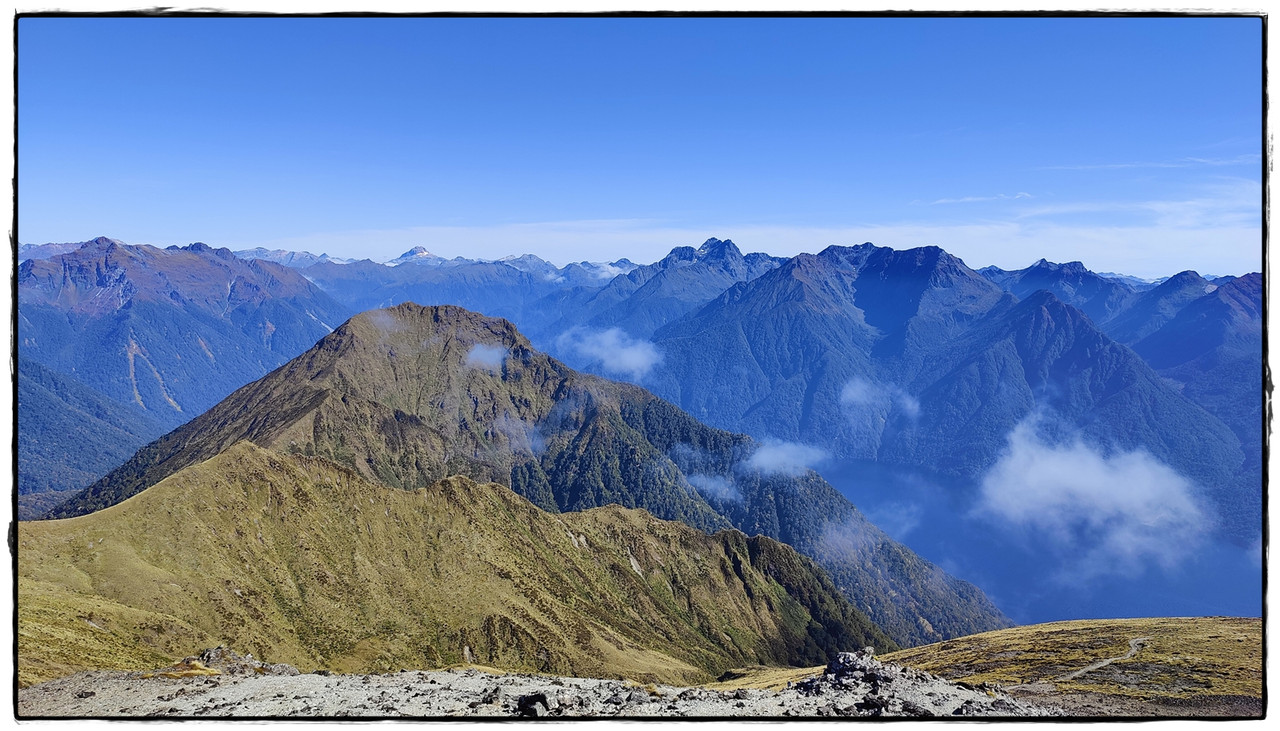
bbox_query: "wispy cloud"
[554,327,663,381]
[465,343,508,372]
[1039,154,1260,171]
[840,377,920,419]
[973,419,1210,583]
[930,192,1032,205]
[742,439,828,477]
[687,473,741,502]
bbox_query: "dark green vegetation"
[645,244,1258,542]
[18,441,894,687]
[46,303,1011,647]
[16,359,167,519]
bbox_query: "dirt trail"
[1054,637,1151,682]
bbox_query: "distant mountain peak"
[403,246,433,256]
[1030,258,1088,275]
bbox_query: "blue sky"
[18,15,1263,277]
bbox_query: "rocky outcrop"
[18,648,1062,718]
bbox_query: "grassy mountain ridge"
[18,441,895,687]
[46,303,1011,647]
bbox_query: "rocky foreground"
[18,647,1061,718]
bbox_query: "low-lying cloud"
[555,327,662,381]
[743,439,828,477]
[974,420,1209,582]
[687,473,740,502]
[465,343,508,371]
[840,377,920,419]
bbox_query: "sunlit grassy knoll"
[883,617,1261,701]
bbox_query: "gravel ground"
[17,647,1062,719]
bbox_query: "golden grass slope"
[882,617,1262,701]
[19,441,890,688]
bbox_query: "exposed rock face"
[791,648,1048,717]
[186,647,301,677]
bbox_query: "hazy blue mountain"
[16,358,168,520]
[302,258,572,325]
[1101,270,1221,344]
[233,247,353,267]
[18,238,352,431]
[1132,273,1263,524]
[979,258,1139,324]
[647,243,1253,541]
[47,303,1012,647]
[383,245,458,267]
[18,239,107,262]
[500,253,639,287]
[543,238,785,342]
[1094,270,1160,290]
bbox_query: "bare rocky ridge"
[17,648,1061,718]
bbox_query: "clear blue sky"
[18,15,1263,277]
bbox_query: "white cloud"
[743,439,828,477]
[840,377,919,419]
[465,343,508,372]
[864,501,923,540]
[1038,154,1261,171]
[490,412,544,456]
[554,327,662,381]
[930,192,1032,205]
[974,420,1210,582]
[687,474,740,502]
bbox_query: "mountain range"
[640,245,1255,540]
[17,234,1262,642]
[45,303,1013,648]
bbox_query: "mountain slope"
[547,238,784,341]
[46,303,1011,647]
[17,358,167,519]
[1131,273,1264,530]
[17,237,351,430]
[1100,270,1219,344]
[979,258,1139,324]
[301,258,569,326]
[647,244,1251,539]
[19,441,894,686]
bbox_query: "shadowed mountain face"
[46,304,1012,648]
[978,258,1139,324]
[541,238,785,342]
[645,244,1254,542]
[17,238,352,431]
[301,259,569,327]
[1131,273,1264,519]
[19,441,895,686]
[16,359,167,520]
